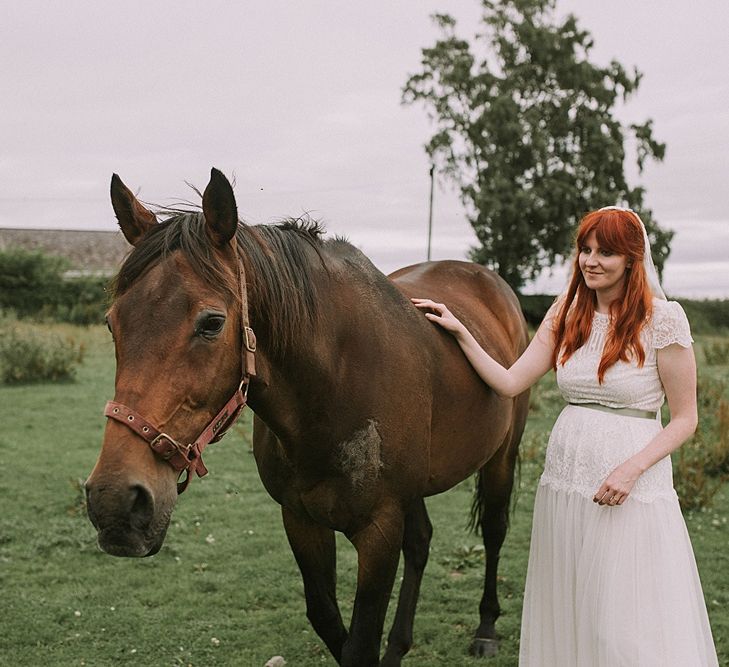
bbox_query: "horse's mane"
[112,211,329,358]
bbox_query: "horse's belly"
[426,402,513,495]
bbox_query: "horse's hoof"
[469,637,499,657]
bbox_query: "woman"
[413,207,718,666]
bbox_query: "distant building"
[0,228,129,276]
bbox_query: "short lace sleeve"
[651,300,693,349]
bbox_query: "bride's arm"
[593,342,698,506]
[411,298,556,398]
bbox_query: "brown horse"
[85,168,530,666]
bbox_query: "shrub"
[54,275,109,325]
[674,443,723,513]
[676,298,729,335]
[0,324,85,384]
[674,376,729,511]
[703,340,729,366]
[517,293,556,328]
[517,295,729,336]
[0,248,69,316]
[0,248,109,324]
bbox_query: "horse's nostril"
[129,484,154,530]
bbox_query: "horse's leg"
[281,506,348,662]
[470,433,520,658]
[341,505,404,667]
[381,498,433,667]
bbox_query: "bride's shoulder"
[541,293,570,331]
[647,299,693,349]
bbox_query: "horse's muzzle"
[85,479,168,557]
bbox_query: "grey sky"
[1,0,727,296]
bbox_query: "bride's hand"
[593,460,643,506]
[411,298,466,337]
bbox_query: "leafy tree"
[403,0,671,291]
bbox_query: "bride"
[413,207,719,666]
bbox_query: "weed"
[67,478,88,516]
[440,543,485,572]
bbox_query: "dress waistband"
[568,402,658,420]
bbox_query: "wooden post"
[427,164,434,261]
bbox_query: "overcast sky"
[1,1,727,297]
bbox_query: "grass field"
[1,325,727,666]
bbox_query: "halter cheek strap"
[103,246,256,494]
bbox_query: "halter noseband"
[103,247,256,494]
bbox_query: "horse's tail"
[467,456,522,535]
[467,392,529,535]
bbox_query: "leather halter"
[104,246,256,494]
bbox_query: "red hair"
[551,209,654,383]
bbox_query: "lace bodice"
[554,299,693,411]
[540,299,694,503]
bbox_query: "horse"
[85,168,530,666]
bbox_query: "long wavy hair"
[551,208,654,383]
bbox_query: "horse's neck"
[246,248,397,437]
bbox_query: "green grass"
[1,325,727,666]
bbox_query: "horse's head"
[85,168,249,557]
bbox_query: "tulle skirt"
[519,483,719,666]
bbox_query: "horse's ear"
[110,174,157,246]
[202,168,238,247]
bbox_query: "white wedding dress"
[519,300,719,666]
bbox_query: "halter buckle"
[150,432,188,460]
[244,326,256,352]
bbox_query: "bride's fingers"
[594,488,624,507]
[412,300,447,316]
[598,489,616,506]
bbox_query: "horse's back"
[389,260,530,493]
[389,260,528,363]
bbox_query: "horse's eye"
[105,316,114,338]
[196,313,226,339]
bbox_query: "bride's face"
[578,231,629,295]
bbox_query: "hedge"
[0,248,109,324]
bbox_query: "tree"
[402,0,671,291]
